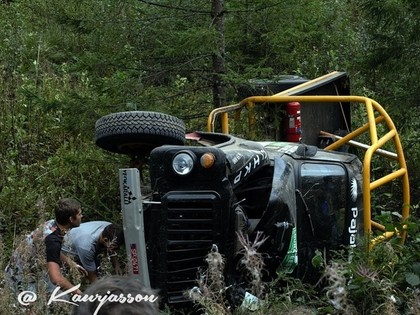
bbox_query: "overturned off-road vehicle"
[95,72,410,309]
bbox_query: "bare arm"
[47,261,82,295]
[60,252,77,270]
[61,253,96,283]
[60,253,88,277]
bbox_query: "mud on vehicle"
[95,72,410,309]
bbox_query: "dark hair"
[73,276,159,315]
[102,224,125,249]
[55,198,81,225]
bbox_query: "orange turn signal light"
[200,153,216,169]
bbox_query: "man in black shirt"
[45,198,84,295]
[5,198,84,296]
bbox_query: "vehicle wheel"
[95,111,185,155]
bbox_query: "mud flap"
[119,168,150,288]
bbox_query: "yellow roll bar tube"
[207,95,410,248]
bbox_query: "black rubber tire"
[95,111,185,155]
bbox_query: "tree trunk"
[211,0,226,110]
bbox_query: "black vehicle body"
[95,72,409,310]
[144,132,363,305]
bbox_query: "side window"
[300,163,347,247]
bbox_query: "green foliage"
[352,0,420,195]
[0,0,419,313]
[405,270,420,287]
[255,232,420,315]
[226,0,360,79]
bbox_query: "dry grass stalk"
[324,261,357,314]
[188,244,230,315]
[236,231,268,298]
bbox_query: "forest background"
[0,0,419,313]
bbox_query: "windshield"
[300,163,347,248]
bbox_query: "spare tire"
[95,111,185,155]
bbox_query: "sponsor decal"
[130,243,140,275]
[348,177,359,247]
[350,177,358,202]
[348,207,358,247]
[122,170,138,205]
[280,227,298,273]
[233,150,268,185]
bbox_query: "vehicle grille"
[151,192,223,305]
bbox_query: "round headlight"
[172,152,195,175]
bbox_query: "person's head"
[74,276,159,315]
[100,224,125,256]
[55,198,83,227]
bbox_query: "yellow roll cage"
[207,73,410,249]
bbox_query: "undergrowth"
[0,234,75,314]
[187,224,420,315]
[2,217,420,314]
